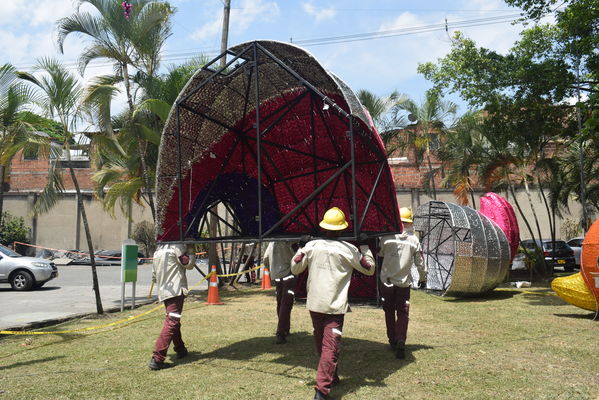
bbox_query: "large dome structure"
[155,40,401,243]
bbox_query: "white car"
[0,244,58,290]
[566,237,584,267]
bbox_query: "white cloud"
[190,0,280,42]
[465,0,506,12]
[0,0,73,27]
[29,0,74,27]
[189,16,222,42]
[0,30,59,67]
[302,2,336,22]
[312,5,527,101]
[0,2,20,25]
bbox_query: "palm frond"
[133,98,171,122]
[31,161,65,215]
[101,178,144,217]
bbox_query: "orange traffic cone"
[261,265,272,290]
[205,265,224,305]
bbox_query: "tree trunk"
[208,206,222,281]
[68,163,103,314]
[537,176,556,279]
[426,143,437,200]
[468,175,476,210]
[136,138,156,223]
[522,178,545,252]
[508,182,536,244]
[122,62,157,223]
[508,180,548,280]
[524,177,553,278]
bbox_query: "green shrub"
[131,220,156,258]
[0,211,30,253]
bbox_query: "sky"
[0,0,533,119]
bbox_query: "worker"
[149,243,196,370]
[263,240,296,344]
[291,207,375,400]
[378,207,426,359]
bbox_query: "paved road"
[0,262,210,331]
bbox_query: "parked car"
[566,237,583,267]
[520,239,576,272]
[0,244,58,290]
[94,250,145,266]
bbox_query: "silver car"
[566,237,584,267]
[0,244,58,290]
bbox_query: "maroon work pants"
[275,275,296,336]
[310,311,344,396]
[381,284,410,345]
[153,295,186,363]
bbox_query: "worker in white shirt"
[149,243,196,370]
[378,207,426,359]
[292,207,375,400]
[263,240,296,344]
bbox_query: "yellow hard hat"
[319,207,349,231]
[400,207,413,223]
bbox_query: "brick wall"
[8,150,95,192]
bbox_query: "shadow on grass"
[184,332,433,398]
[521,290,565,307]
[1,355,64,371]
[442,289,519,303]
[553,312,599,320]
[187,286,277,301]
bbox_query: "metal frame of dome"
[155,40,401,245]
[413,201,510,296]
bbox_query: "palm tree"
[85,57,207,220]
[0,64,39,227]
[356,89,411,154]
[437,110,486,208]
[392,90,458,199]
[56,0,174,223]
[20,58,104,313]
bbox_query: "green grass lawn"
[1,285,598,400]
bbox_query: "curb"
[1,299,157,334]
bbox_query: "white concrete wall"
[3,186,590,256]
[3,192,153,254]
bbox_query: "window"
[23,148,38,160]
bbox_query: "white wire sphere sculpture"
[413,201,510,296]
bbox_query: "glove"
[358,233,368,245]
[293,252,305,263]
[178,254,190,265]
[299,235,311,248]
[417,280,427,289]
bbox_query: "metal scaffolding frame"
[162,41,400,245]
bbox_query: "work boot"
[176,348,189,359]
[313,389,335,400]
[395,341,406,359]
[148,358,170,370]
[275,333,287,344]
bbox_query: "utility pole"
[576,57,588,233]
[220,0,231,68]
[208,0,231,277]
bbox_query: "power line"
[12,13,523,72]
[293,13,522,46]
